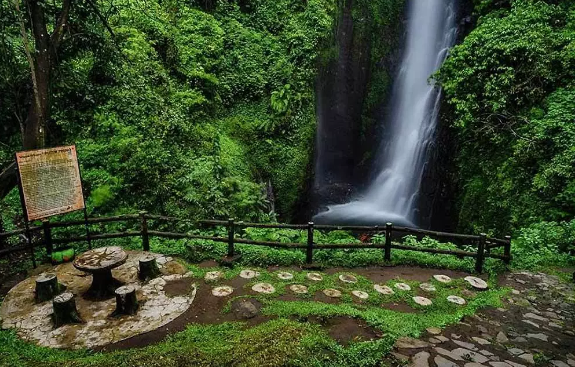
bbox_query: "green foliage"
[437,0,575,234]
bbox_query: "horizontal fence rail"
[0,213,512,273]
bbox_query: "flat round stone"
[374,284,395,295]
[277,272,294,280]
[413,296,433,306]
[212,286,233,297]
[239,270,259,279]
[395,283,412,291]
[323,289,342,298]
[289,284,308,294]
[252,283,276,294]
[204,271,224,281]
[420,283,437,292]
[73,246,127,272]
[339,274,358,283]
[352,290,369,299]
[447,295,466,305]
[306,273,323,281]
[464,276,488,290]
[433,275,452,283]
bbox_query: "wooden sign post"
[15,145,90,267]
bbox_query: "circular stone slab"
[277,272,294,280]
[447,295,466,305]
[352,290,369,299]
[420,283,437,292]
[239,270,259,279]
[394,283,412,291]
[212,286,233,297]
[73,246,127,272]
[306,273,323,281]
[0,251,196,349]
[289,284,308,294]
[464,276,488,290]
[374,284,395,295]
[338,274,358,284]
[204,271,224,282]
[433,275,452,283]
[413,296,433,306]
[252,283,276,294]
[323,289,342,298]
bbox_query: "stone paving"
[0,251,196,349]
[389,271,575,367]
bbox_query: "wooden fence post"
[504,235,511,264]
[140,211,149,251]
[385,222,392,261]
[306,222,314,264]
[42,219,53,255]
[227,218,235,257]
[475,233,487,273]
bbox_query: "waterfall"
[314,0,458,227]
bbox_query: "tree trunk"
[111,285,138,316]
[35,273,65,302]
[138,256,161,281]
[52,292,83,327]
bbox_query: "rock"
[480,350,494,356]
[435,347,463,361]
[472,337,491,345]
[252,283,276,294]
[566,360,575,367]
[516,279,526,284]
[427,327,442,335]
[374,284,395,295]
[231,299,260,319]
[420,283,437,292]
[518,354,534,365]
[511,337,527,343]
[413,296,433,306]
[465,276,489,290]
[453,340,478,350]
[436,335,450,342]
[451,333,462,339]
[212,286,233,297]
[429,338,442,344]
[521,319,539,328]
[323,288,342,298]
[447,295,466,305]
[490,356,501,362]
[477,325,489,333]
[496,332,509,343]
[352,290,369,299]
[410,351,430,367]
[277,272,293,280]
[306,273,323,281]
[504,359,526,367]
[289,284,308,294]
[239,269,259,279]
[490,362,513,367]
[512,290,521,295]
[395,283,412,291]
[435,356,459,367]
[507,348,524,356]
[526,333,548,341]
[549,322,562,329]
[338,274,358,283]
[451,348,489,363]
[465,364,486,367]
[204,271,224,282]
[523,313,548,322]
[394,337,430,349]
[392,352,410,362]
[551,361,570,367]
[434,275,452,283]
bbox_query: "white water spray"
[314,0,458,226]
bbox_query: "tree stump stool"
[138,255,161,281]
[52,292,83,327]
[35,273,65,303]
[73,246,127,299]
[111,285,139,317]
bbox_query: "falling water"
[314,0,458,227]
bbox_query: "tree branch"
[50,0,72,48]
[85,0,116,40]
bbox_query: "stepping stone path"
[413,296,433,306]
[420,283,437,292]
[395,282,412,291]
[277,272,293,280]
[374,284,395,295]
[212,286,233,297]
[239,270,259,279]
[465,276,489,290]
[434,275,452,283]
[447,295,466,305]
[289,284,308,294]
[352,290,369,299]
[389,270,575,367]
[339,274,358,283]
[252,283,275,294]
[205,271,224,282]
[306,273,323,281]
[323,289,342,298]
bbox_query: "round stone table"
[73,246,128,299]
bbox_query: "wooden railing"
[0,212,512,273]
